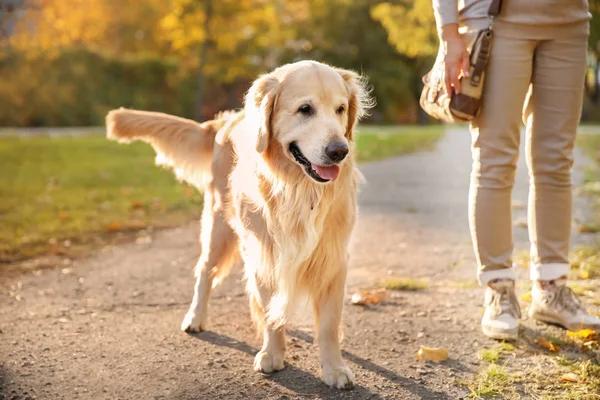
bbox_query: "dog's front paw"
[322,364,356,390]
[180,310,206,333]
[253,350,285,374]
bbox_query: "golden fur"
[105,60,373,389]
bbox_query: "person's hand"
[441,24,470,95]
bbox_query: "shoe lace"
[549,284,585,314]
[489,285,521,319]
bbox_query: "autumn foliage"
[1,0,599,126]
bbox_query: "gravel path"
[1,127,596,400]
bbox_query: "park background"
[1,0,600,127]
[3,2,600,399]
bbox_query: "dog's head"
[245,61,373,183]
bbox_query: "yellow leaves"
[520,292,532,302]
[566,329,599,351]
[9,0,110,55]
[106,222,122,232]
[561,372,581,383]
[538,338,560,352]
[371,0,438,58]
[416,346,448,361]
[350,288,387,305]
[566,329,599,341]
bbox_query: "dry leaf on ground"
[567,329,598,341]
[561,373,580,383]
[520,292,532,302]
[578,270,590,279]
[538,337,560,352]
[416,346,448,361]
[351,288,387,305]
[106,222,122,232]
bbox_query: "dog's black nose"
[325,141,349,163]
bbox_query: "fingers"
[444,65,454,95]
[450,64,461,95]
[461,51,471,79]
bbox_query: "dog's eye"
[336,105,346,115]
[298,104,314,116]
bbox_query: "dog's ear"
[335,68,374,141]
[245,74,279,153]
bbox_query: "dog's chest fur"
[221,128,358,290]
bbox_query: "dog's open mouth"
[289,142,340,183]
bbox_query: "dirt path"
[1,127,597,400]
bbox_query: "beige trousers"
[469,33,589,285]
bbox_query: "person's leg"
[469,34,536,339]
[524,35,600,330]
[470,36,535,285]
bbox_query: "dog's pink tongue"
[312,164,340,181]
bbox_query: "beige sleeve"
[432,0,459,30]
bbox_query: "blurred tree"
[290,0,417,123]
[585,0,600,108]
[160,0,309,120]
[370,0,438,123]
[7,0,110,57]
[371,0,438,58]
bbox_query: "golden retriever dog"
[105,60,373,389]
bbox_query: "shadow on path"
[187,330,455,400]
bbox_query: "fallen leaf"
[538,337,560,352]
[567,329,598,341]
[416,346,448,362]
[131,200,144,209]
[561,373,580,383]
[351,288,387,305]
[106,222,121,232]
[520,292,532,302]
[578,270,590,279]
[58,211,69,220]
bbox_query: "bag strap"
[466,0,502,87]
[470,31,492,87]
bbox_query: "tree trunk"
[194,0,213,122]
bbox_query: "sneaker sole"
[528,309,574,331]
[481,325,519,341]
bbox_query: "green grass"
[479,342,516,364]
[1,125,444,264]
[380,277,429,291]
[355,125,444,163]
[479,349,501,364]
[0,135,203,263]
[469,364,519,399]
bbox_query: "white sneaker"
[481,279,521,340]
[529,279,600,331]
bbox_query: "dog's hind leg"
[181,188,236,333]
[248,279,286,374]
[314,269,356,389]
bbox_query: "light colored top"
[432,0,591,39]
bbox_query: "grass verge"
[380,277,429,291]
[355,125,444,163]
[1,125,444,265]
